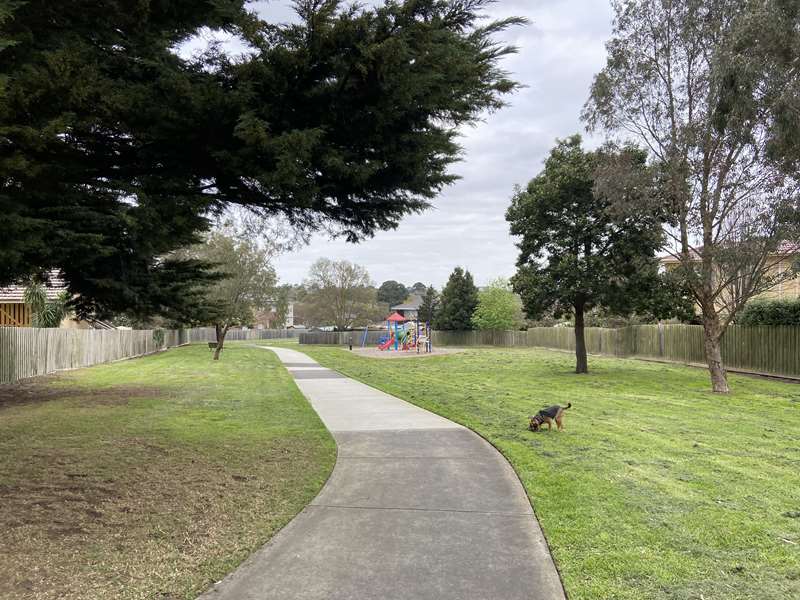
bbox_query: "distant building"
[255,302,295,329]
[659,242,800,307]
[0,271,92,328]
[391,294,424,320]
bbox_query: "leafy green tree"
[434,268,479,330]
[377,281,409,307]
[190,231,277,360]
[418,285,439,324]
[0,0,524,320]
[507,136,686,374]
[472,278,524,331]
[23,281,68,328]
[584,0,800,391]
[271,285,293,329]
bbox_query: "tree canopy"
[434,267,479,330]
[0,0,524,320]
[377,281,409,307]
[507,136,686,373]
[302,258,381,330]
[471,278,524,331]
[583,0,800,391]
[418,285,439,324]
[188,230,277,359]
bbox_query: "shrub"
[737,299,800,326]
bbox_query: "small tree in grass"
[472,278,524,331]
[507,136,688,374]
[194,232,276,360]
[435,268,479,331]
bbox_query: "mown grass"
[285,344,800,600]
[0,344,335,600]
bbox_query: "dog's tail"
[564,403,572,409]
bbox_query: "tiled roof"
[0,270,67,303]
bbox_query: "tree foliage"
[738,298,800,327]
[271,284,293,329]
[472,278,524,331]
[377,280,409,307]
[434,267,479,330]
[418,285,439,324]
[188,230,277,359]
[584,0,800,391]
[303,259,381,330]
[23,281,68,328]
[507,136,687,373]
[0,0,524,320]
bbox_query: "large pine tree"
[434,267,479,330]
[0,0,524,319]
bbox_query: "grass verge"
[285,344,800,600]
[0,344,335,600]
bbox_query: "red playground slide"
[378,336,394,350]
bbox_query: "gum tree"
[584,0,800,392]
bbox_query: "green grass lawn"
[0,344,335,600]
[285,344,800,600]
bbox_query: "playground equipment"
[377,312,433,353]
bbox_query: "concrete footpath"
[199,347,565,600]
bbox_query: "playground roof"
[386,312,407,322]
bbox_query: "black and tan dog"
[528,403,571,432]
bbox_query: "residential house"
[255,302,295,329]
[659,242,800,306]
[0,271,89,328]
[391,294,424,320]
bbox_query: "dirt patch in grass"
[0,377,164,410]
[0,345,335,600]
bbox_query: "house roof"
[0,270,67,303]
[391,294,423,311]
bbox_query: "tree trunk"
[702,316,729,393]
[213,324,229,361]
[574,301,588,374]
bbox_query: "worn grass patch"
[0,345,335,600]
[285,344,800,600]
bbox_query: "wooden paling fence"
[300,325,800,379]
[0,327,298,384]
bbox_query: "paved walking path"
[200,347,565,600]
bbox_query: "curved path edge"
[199,346,565,600]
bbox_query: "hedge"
[737,298,800,326]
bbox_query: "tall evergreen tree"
[0,0,525,319]
[434,268,479,330]
[507,136,689,374]
[418,285,439,324]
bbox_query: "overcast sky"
[197,0,615,289]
